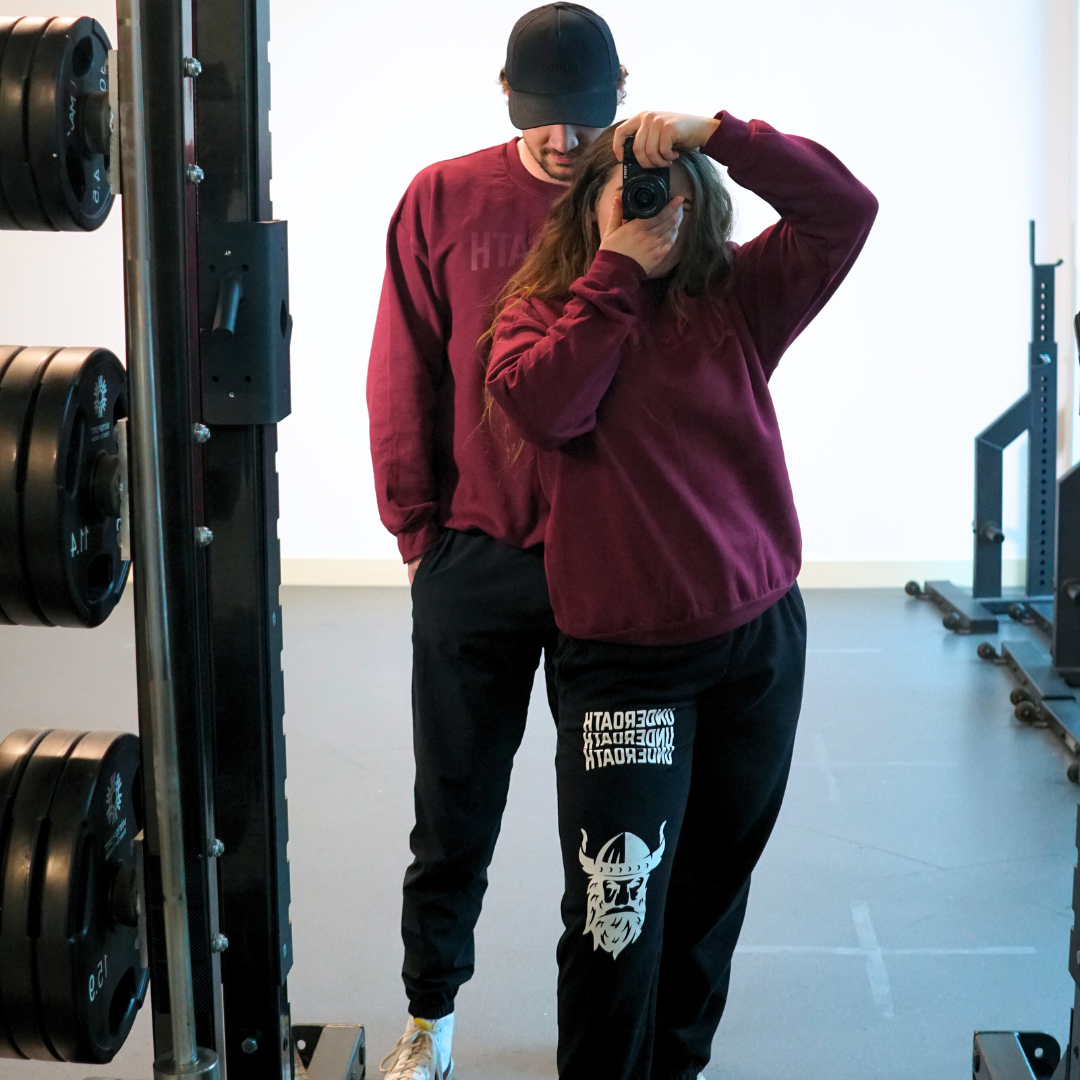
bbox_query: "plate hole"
[86,553,114,602]
[72,36,94,77]
[108,967,138,1034]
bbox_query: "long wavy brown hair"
[482,123,736,361]
[479,124,737,451]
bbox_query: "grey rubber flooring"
[1,586,1076,1080]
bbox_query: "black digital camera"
[621,137,670,220]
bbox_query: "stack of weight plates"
[0,728,148,1063]
[0,15,113,232]
[0,345,129,628]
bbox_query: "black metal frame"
[911,222,1061,634]
[193,3,295,1073]
[130,0,305,1076]
[132,0,226,1063]
[972,310,1080,783]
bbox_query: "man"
[367,6,626,1079]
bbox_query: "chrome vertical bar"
[116,0,200,1073]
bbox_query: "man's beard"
[536,145,581,181]
[586,910,644,959]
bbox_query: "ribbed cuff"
[397,521,441,563]
[406,994,456,1021]
[588,248,649,288]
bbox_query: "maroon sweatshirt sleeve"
[705,112,878,375]
[486,250,647,449]
[366,188,445,563]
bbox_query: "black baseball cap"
[504,4,620,130]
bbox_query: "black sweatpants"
[404,528,559,1020]
[553,585,806,1080]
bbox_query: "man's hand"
[614,112,721,168]
[408,556,422,584]
[598,193,685,276]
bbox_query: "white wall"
[1,1,1077,580]
[268,0,1079,570]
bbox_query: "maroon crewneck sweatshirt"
[367,138,562,563]
[487,113,878,645]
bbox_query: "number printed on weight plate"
[88,954,109,1002]
[71,526,89,557]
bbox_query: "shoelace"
[380,1027,444,1080]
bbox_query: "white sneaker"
[380,1017,454,1080]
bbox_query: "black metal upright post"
[914,223,1061,635]
[1026,224,1059,600]
[972,222,1059,602]
[1054,462,1080,684]
[124,0,227,1067]
[192,2,295,1077]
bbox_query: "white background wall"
[1,0,1077,581]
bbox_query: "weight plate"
[0,346,61,626]
[38,731,146,1063]
[0,729,86,1060]
[23,347,129,628]
[0,18,54,231]
[0,345,27,624]
[0,18,22,231]
[26,18,112,232]
[0,729,50,1059]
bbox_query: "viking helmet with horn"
[579,822,666,878]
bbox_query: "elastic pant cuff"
[406,995,456,1022]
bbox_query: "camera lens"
[623,174,667,219]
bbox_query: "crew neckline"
[502,137,569,199]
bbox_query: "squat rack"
[24,0,363,1074]
[0,0,399,1070]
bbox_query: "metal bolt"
[209,838,225,857]
[211,933,229,953]
[282,943,288,958]
[182,55,202,77]
[196,526,214,547]
[241,1037,258,1054]
[186,163,205,185]
[272,611,277,626]
[193,423,211,444]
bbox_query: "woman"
[485,110,876,1080]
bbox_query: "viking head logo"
[579,822,666,959]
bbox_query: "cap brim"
[508,85,616,130]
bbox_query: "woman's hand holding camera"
[598,193,685,276]
[614,111,721,168]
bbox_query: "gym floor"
[2,586,1076,1080]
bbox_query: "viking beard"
[584,878,648,959]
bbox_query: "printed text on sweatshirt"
[367,139,561,562]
